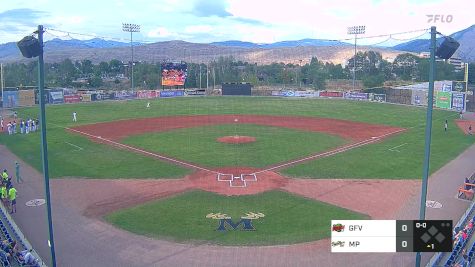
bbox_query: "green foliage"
[105,190,368,245]
[468,63,475,84]
[362,73,385,88]
[3,51,462,90]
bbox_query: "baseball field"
[1,96,473,246]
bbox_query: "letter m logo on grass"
[206,212,265,231]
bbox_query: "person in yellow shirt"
[0,185,6,206]
[1,170,8,182]
[8,187,16,214]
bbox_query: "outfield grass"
[123,124,346,168]
[2,97,472,179]
[0,127,190,179]
[282,120,474,179]
[105,190,368,245]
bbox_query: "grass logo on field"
[206,212,265,231]
[332,223,345,232]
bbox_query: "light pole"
[17,25,57,267]
[347,25,366,91]
[122,23,140,91]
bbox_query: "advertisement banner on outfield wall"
[344,92,369,100]
[18,90,35,106]
[372,94,386,102]
[80,94,92,102]
[451,93,465,110]
[64,94,81,103]
[319,91,343,98]
[114,90,137,100]
[159,90,185,98]
[2,91,19,108]
[435,91,451,109]
[94,93,115,101]
[185,89,206,96]
[453,81,467,92]
[294,91,317,97]
[48,90,64,104]
[411,90,428,106]
[137,90,159,99]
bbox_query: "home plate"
[230,178,246,187]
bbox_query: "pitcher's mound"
[217,135,256,144]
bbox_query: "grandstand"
[0,204,44,267]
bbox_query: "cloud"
[191,0,232,17]
[0,8,46,22]
[0,8,48,32]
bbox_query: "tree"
[109,59,123,76]
[468,63,475,84]
[416,59,457,82]
[393,53,420,80]
[88,75,103,87]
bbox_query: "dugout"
[222,83,252,96]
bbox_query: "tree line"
[2,51,473,90]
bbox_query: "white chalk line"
[65,142,84,151]
[253,128,407,175]
[57,122,406,177]
[65,127,219,174]
[388,143,408,152]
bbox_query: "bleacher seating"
[430,199,475,266]
[0,207,39,267]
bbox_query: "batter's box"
[241,173,257,182]
[217,173,233,182]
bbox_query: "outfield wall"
[2,85,469,113]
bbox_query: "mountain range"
[1,24,474,64]
[393,24,475,61]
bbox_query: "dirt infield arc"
[71,114,404,142]
[68,115,405,197]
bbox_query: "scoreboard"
[331,220,452,253]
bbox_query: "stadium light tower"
[347,25,366,91]
[122,23,140,91]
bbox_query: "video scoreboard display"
[331,220,452,253]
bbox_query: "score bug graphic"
[331,220,452,253]
[413,220,452,252]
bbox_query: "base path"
[71,114,404,142]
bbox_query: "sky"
[0,0,474,45]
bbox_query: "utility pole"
[206,64,209,90]
[415,26,437,267]
[347,26,366,91]
[199,64,202,90]
[37,25,57,267]
[122,23,140,91]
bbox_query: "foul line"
[253,128,407,175]
[65,126,219,174]
[388,143,408,152]
[65,142,84,151]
